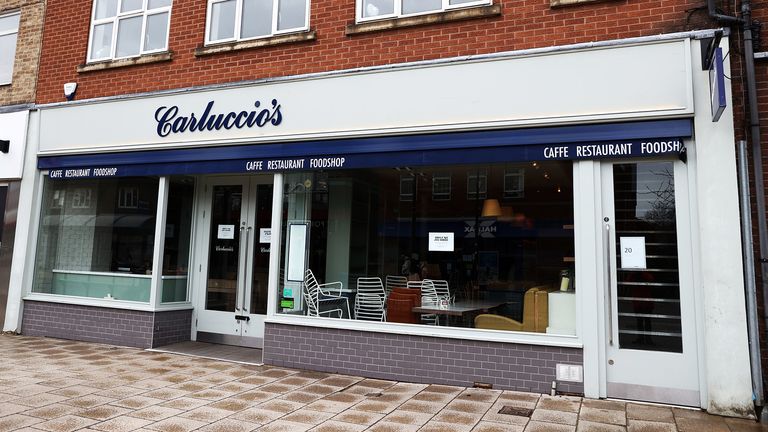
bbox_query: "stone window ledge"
[195,31,317,57]
[346,4,501,36]
[77,51,173,74]
[550,0,616,7]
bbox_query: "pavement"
[0,335,764,432]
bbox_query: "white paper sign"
[286,223,308,282]
[429,232,454,252]
[260,228,272,243]
[217,224,235,240]
[620,237,647,269]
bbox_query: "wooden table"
[412,300,504,326]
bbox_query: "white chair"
[409,280,439,326]
[425,279,451,325]
[355,277,386,321]
[304,269,350,319]
[385,275,408,296]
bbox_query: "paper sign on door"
[260,228,272,243]
[620,236,647,269]
[217,224,235,240]
[429,232,454,252]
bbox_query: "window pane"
[121,0,143,13]
[277,162,576,336]
[148,0,171,8]
[0,13,20,33]
[0,33,17,83]
[210,0,236,41]
[277,0,306,31]
[94,0,118,19]
[449,0,477,4]
[115,15,142,57]
[144,12,168,51]
[90,22,114,60]
[363,0,394,17]
[402,0,441,14]
[241,0,273,38]
[162,177,195,303]
[33,177,159,302]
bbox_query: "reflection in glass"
[0,33,17,83]
[402,0,441,15]
[144,12,169,51]
[115,16,142,57]
[148,0,172,9]
[210,0,237,41]
[614,162,682,353]
[90,23,114,60]
[278,162,576,335]
[363,0,394,17]
[162,177,195,303]
[94,0,118,19]
[250,184,273,314]
[449,0,477,4]
[120,0,143,13]
[33,177,159,302]
[277,0,306,31]
[205,185,242,311]
[241,0,273,38]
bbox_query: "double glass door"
[196,176,273,348]
[601,160,700,406]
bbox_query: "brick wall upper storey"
[35,0,719,104]
[0,0,45,106]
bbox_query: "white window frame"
[204,0,310,46]
[118,186,140,209]
[71,188,93,209]
[467,169,487,200]
[0,11,20,85]
[504,168,525,199]
[432,172,451,201]
[86,0,172,63]
[399,175,416,202]
[356,0,489,23]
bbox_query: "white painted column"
[4,110,41,332]
[691,38,754,417]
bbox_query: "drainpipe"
[708,0,767,417]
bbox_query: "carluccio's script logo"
[154,99,283,137]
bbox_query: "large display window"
[32,176,195,304]
[277,161,576,336]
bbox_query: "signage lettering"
[49,167,119,179]
[154,99,283,138]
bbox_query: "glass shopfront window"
[278,161,576,336]
[33,177,159,302]
[161,176,195,303]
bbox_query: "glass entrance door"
[601,160,700,406]
[196,176,273,348]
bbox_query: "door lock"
[608,359,614,365]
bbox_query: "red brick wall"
[36,0,710,104]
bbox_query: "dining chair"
[418,279,440,326]
[385,275,408,296]
[304,269,350,318]
[355,277,386,321]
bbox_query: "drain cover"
[498,406,533,417]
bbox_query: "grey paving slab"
[0,334,764,432]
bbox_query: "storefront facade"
[4,32,755,415]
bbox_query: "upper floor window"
[358,0,488,21]
[0,12,20,84]
[206,0,309,44]
[88,0,172,62]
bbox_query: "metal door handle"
[604,221,614,346]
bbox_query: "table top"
[412,300,503,316]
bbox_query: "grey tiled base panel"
[264,322,584,395]
[21,300,192,348]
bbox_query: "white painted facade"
[1,31,756,416]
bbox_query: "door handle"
[604,219,614,346]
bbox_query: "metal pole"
[739,140,765,407]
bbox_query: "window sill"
[265,313,582,349]
[346,4,501,36]
[550,0,617,7]
[195,31,317,57]
[77,51,174,74]
[24,293,193,312]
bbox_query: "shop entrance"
[195,176,273,348]
[600,160,700,406]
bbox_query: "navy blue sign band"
[46,139,684,179]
